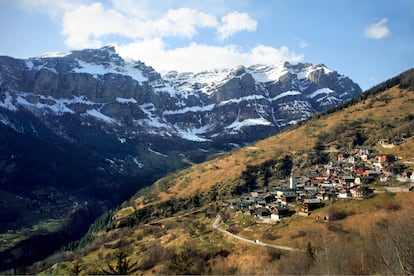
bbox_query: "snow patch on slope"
[271,91,302,101]
[2,92,98,114]
[248,63,288,83]
[226,117,272,132]
[0,92,17,111]
[308,88,335,98]
[175,124,213,142]
[162,69,232,96]
[116,97,137,104]
[41,52,70,58]
[85,109,119,125]
[16,94,75,114]
[163,104,215,115]
[72,59,148,83]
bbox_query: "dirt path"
[212,215,302,252]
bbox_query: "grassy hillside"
[127,70,414,211]
[26,69,414,275]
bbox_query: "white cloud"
[62,3,133,48]
[154,8,218,38]
[61,4,219,48]
[116,40,303,73]
[364,18,390,39]
[217,11,257,40]
[17,1,302,73]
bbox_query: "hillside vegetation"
[25,69,414,275]
[129,68,414,210]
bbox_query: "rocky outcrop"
[0,47,363,255]
[0,46,362,146]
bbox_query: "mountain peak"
[0,46,362,144]
[68,45,123,65]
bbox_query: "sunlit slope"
[129,69,414,212]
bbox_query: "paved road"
[212,215,302,252]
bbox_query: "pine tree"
[102,251,139,275]
[70,261,82,275]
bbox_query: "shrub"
[327,206,349,221]
[383,201,401,211]
[227,225,243,235]
[263,231,281,241]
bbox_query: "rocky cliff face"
[0,46,363,269]
[0,46,361,146]
[0,46,361,196]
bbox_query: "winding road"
[212,215,302,252]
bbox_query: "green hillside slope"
[26,69,414,275]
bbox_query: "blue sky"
[0,0,413,90]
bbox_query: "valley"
[0,0,412,274]
[19,69,414,274]
[0,46,364,270]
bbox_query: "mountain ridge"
[0,46,361,145]
[28,67,414,275]
[0,46,362,270]
[0,46,363,203]
[120,68,414,211]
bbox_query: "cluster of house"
[378,133,410,148]
[226,144,413,222]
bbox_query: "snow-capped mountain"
[0,46,361,145]
[0,46,361,202]
[0,47,362,260]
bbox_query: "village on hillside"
[225,135,414,223]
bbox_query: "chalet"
[255,200,267,208]
[255,207,271,219]
[297,192,315,202]
[295,182,306,191]
[360,154,369,162]
[319,183,334,192]
[340,175,355,186]
[374,154,395,163]
[313,176,328,183]
[355,167,364,175]
[358,146,375,157]
[302,198,322,213]
[385,163,406,175]
[263,193,276,203]
[350,186,364,198]
[316,192,334,201]
[362,170,381,176]
[270,205,289,221]
[240,200,254,212]
[303,187,319,196]
[276,188,296,205]
[307,168,319,177]
[380,174,391,182]
[394,135,405,144]
[373,161,385,171]
[360,171,379,184]
[337,189,351,199]
[347,155,356,164]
